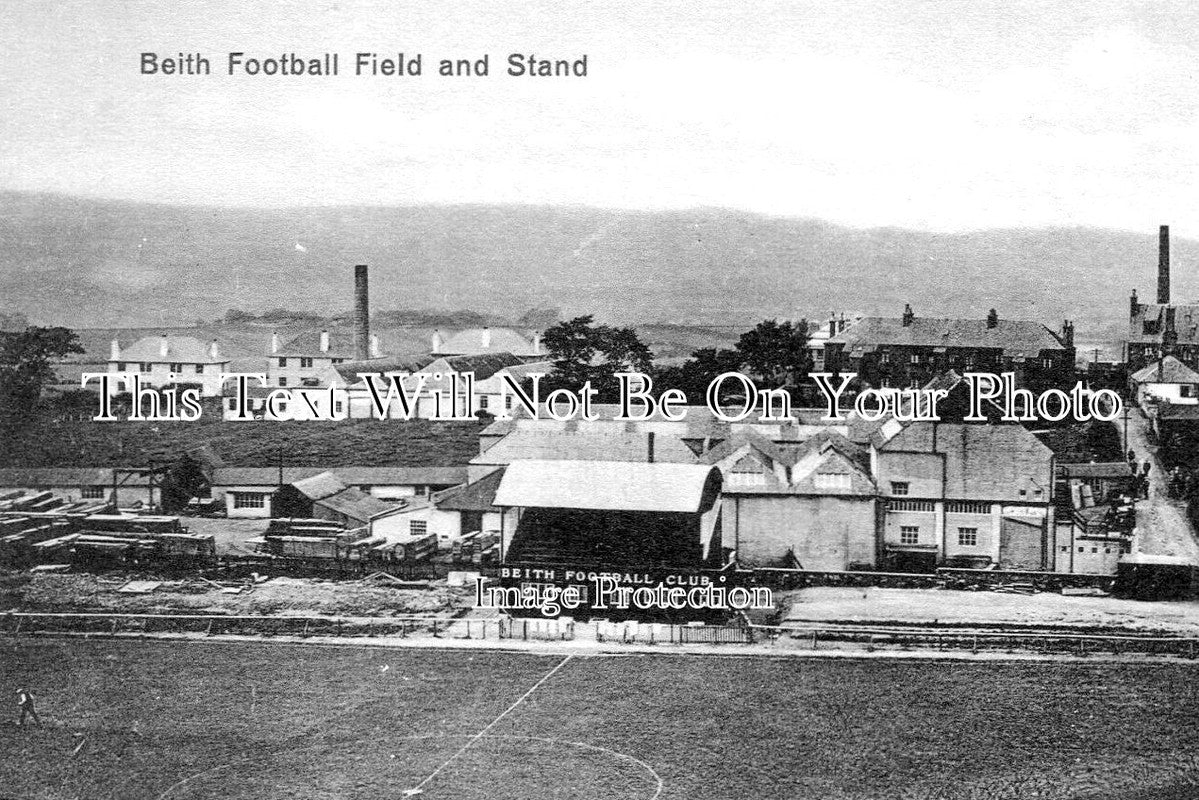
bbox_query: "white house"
[1130,356,1199,410]
[107,335,230,397]
[267,329,382,389]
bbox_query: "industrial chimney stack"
[1158,225,1171,305]
[354,264,370,361]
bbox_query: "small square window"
[957,527,978,547]
[278,357,288,367]
[300,357,313,368]
[891,481,910,496]
[900,526,919,545]
[170,362,183,372]
[410,519,428,536]
[195,364,204,374]
[140,362,152,372]
[278,377,288,387]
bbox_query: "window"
[910,353,920,364]
[81,485,106,499]
[900,526,920,545]
[116,361,126,371]
[334,401,344,413]
[278,377,288,387]
[332,358,344,364]
[410,519,428,536]
[505,396,514,410]
[728,472,767,488]
[170,362,183,372]
[300,357,313,368]
[195,364,204,374]
[957,527,978,546]
[888,499,935,512]
[278,357,288,367]
[140,362,152,372]
[232,492,267,509]
[880,352,891,364]
[814,473,851,491]
[890,481,910,496]
[1183,385,1195,398]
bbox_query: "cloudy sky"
[2,0,1198,233]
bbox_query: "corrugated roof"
[494,460,720,512]
[113,336,228,364]
[440,328,542,357]
[828,316,1066,354]
[1130,356,1199,385]
[0,468,154,486]
[1059,462,1134,479]
[472,430,698,466]
[211,466,466,487]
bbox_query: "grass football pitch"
[2,639,1199,799]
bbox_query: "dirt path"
[1125,407,1199,562]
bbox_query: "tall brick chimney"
[1158,225,1170,305]
[354,264,370,361]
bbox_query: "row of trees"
[539,315,813,404]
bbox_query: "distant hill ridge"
[1,191,1193,339]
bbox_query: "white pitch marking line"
[405,654,575,796]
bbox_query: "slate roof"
[829,316,1067,355]
[275,330,357,358]
[494,460,720,513]
[439,328,542,357]
[1130,356,1199,385]
[1128,303,1199,345]
[434,468,506,511]
[113,336,227,364]
[332,354,438,382]
[288,471,349,501]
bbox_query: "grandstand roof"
[494,460,721,513]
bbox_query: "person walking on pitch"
[16,688,41,727]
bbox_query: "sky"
[2,0,1199,234]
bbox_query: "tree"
[542,315,654,401]
[0,326,84,416]
[159,454,209,514]
[655,347,743,402]
[735,319,813,391]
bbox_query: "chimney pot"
[159,334,169,357]
[532,330,541,355]
[901,304,914,327]
[370,334,381,358]
[209,339,220,360]
[319,329,330,353]
[481,327,491,349]
[271,331,280,354]
[431,329,443,354]
[110,339,121,360]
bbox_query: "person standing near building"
[16,688,40,727]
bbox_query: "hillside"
[2,192,1192,340]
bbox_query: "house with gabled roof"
[107,334,229,397]
[432,327,545,360]
[824,305,1075,392]
[868,372,1056,571]
[1129,355,1199,409]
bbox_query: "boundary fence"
[5,612,1196,659]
